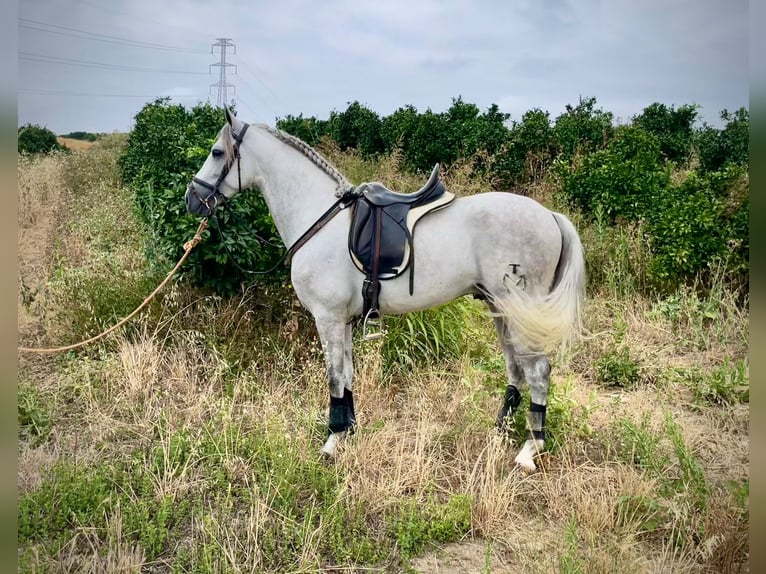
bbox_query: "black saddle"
[362,164,446,207]
[348,164,455,337]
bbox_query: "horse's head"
[185,108,251,217]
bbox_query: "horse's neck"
[250,128,340,247]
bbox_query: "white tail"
[488,211,585,354]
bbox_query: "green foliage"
[18,123,64,154]
[594,346,641,388]
[492,108,554,187]
[389,494,472,559]
[690,357,749,406]
[552,96,614,162]
[275,113,328,146]
[327,101,385,156]
[558,125,669,223]
[61,131,99,141]
[696,108,749,173]
[632,102,698,163]
[379,297,488,370]
[18,383,51,445]
[18,459,190,561]
[282,96,510,176]
[646,165,748,291]
[381,104,420,152]
[612,412,710,547]
[559,515,587,574]
[121,99,286,294]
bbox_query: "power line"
[19,88,201,98]
[20,51,210,75]
[72,0,206,37]
[19,19,206,53]
[237,60,283,107]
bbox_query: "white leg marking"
[514,438,545,473]
[320,431,346,457]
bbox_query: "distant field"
[56,137,95,151]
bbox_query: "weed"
[594,346,641,388]
[18,383,52,445]
[390,493,472,559]
[690,357,748,406]
[616,494,662,533]
[559,515,586,574]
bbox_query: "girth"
[348,164,455,337]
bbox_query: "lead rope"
[18,219,209,354]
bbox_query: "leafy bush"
[632,102,698,164]
[491,108,555,187]
[282,97,510,175]
[696,108,749,173]
[594,346,641,387]
[557,125,669,223]
[326,101,385,157]
[61,131,99,141]
[121,99,286,293]
[646,165,748,291]
[276,113,329,147]
[18,123,64,154]
[552,96,614,161]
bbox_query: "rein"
[213,187,361,276]
[194,120,362,275]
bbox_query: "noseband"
[191,122,250,213]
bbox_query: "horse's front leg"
[315,318,355,456]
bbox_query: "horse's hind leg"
[513,352,550,472]
[315,318,355,456]
[491,314,550,472]
[492,316,523,432]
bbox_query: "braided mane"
[260,125,355,197]
[219,122,355,196]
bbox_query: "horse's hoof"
[514,439,544,473]
[320,431,345,457]
[514,452,537,473]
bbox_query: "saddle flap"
[348,186,455,279]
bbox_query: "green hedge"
[121,99,286,294]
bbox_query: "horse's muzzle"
[185,183,215,217]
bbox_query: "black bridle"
[190,122,250,214]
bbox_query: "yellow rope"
[18,219,208,354]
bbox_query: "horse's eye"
[212,149,224,158]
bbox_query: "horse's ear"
[224,107,236,125]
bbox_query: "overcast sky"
[18,0,748,134]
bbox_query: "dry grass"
[17,144,749,573]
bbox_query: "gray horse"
[186,110,585,471]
